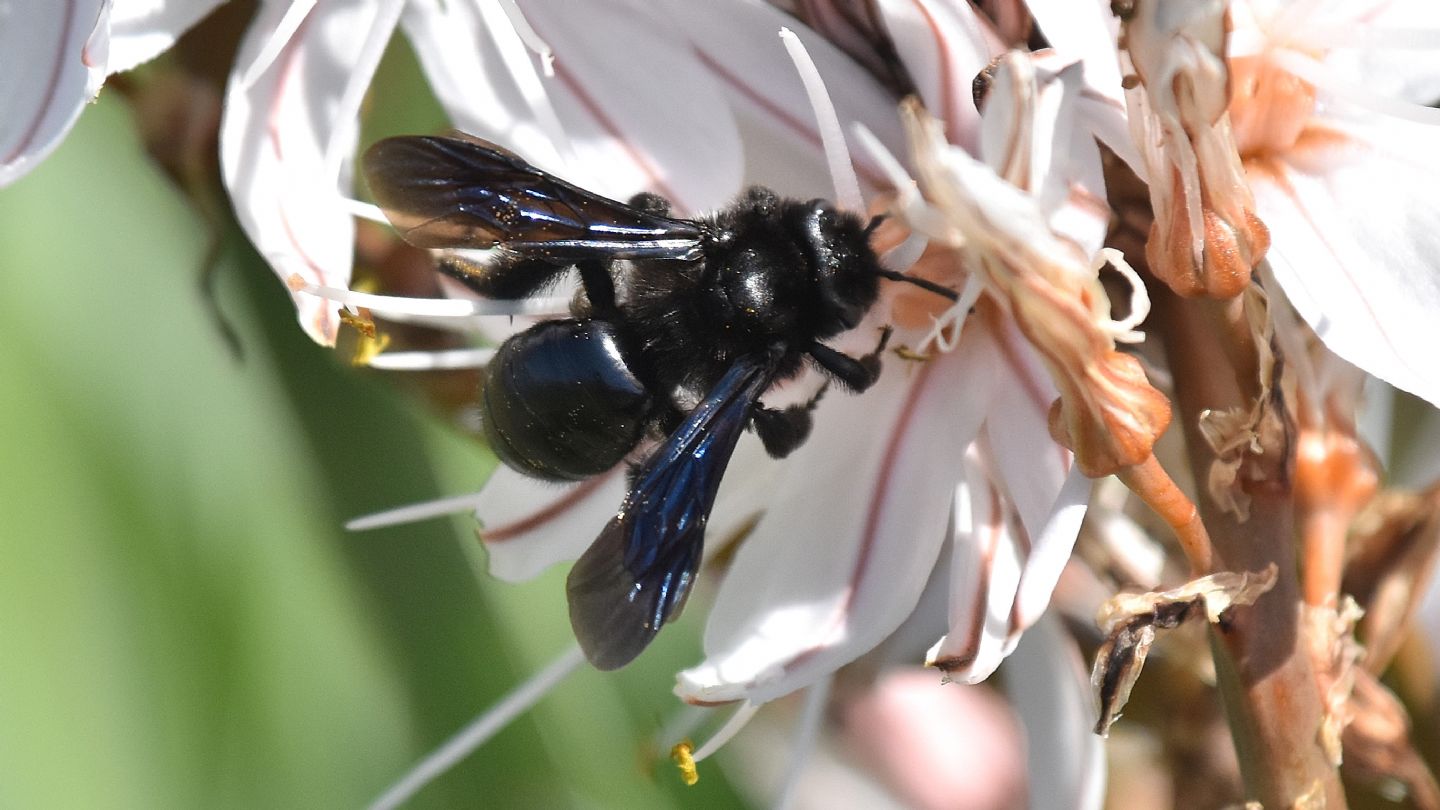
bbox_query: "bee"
[363,134,954,669]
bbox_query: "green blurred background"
[0,82,745,809]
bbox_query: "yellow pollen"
[671,741,699,786]
[338,309,391,367]
[893,345,933,362]
[339,308,378,339]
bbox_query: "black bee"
[363,134,953,670]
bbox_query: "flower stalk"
[1147,273,1345,807]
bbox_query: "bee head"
[793,199,884,336]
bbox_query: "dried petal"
[1044,339,1172,478]
[1301,598,1365,765]
[901,60,1172,477]
[1091,611,1158,737]
[1092,565,1278,735]
[1341,669,1440,807]
[1195,286,1288,518]
[1343,485,1440,673]
[1121,0,1269,298]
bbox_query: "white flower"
[0,0,224,186]
[1100,0,1440,406]
[221,0,406,344]
[1227,0,1440,409]
[345,2,1102,805]
[12,0,1440,806]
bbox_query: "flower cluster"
[10,0,1440,807]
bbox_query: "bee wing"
[566,356,775,670]
[362,135,703,260]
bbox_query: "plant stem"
[1150,284,1346,808]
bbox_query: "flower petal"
[1002,614,1107,810]
[518,0,744,214]
[477,433,779,583]
[398,0,559,162]
[677,328,992,704]
[0,0,108,187]
[1024,0,1124,105]
[925,315,1083,674]
[981,55,1109,259]
[1297,0,1440,106]
[928,446,1024,683]
[402,0,743,214]
[842,668,1027,810]
[107,0,226,74]
[667,1,907,199]
[874,0,996,153]
[1024,6,1139,177]
[1009,463,1091,634]
[221,0,400,345]
[1250,115,1440,408]
[476,467,627,583]
[718,692,910,808]
[981,316,1068,538]
[704,434,786,546]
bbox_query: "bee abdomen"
[482,319,652,481]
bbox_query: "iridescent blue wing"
[567,357,774,670]
[362,135,703,260]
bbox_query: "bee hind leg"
[751,384,828,459]
[575,259,620,318]
[437,251,571,299]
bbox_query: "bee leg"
[807,327,893,393]
[625,399,690,488]
[576,259,620,319]
[437,251,571,299]
[752,385,828,459]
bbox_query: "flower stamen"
[881,231,929,276]
[918,274,984,354]
[496,0,556,77]
[343,197,390,226]
[368,646,586,810]
[774,676,833,810]
[288,275,571,318]
[690,700,760,763]
[779,27,865,213]
[366,347,496,371]
[853,123,955,242]
[239,0,316,90]
[671,741,699,786]
[347,491,491,531]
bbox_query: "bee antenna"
[877,268,959,302]
[864,214,889,237]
